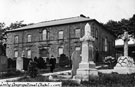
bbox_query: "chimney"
[80,14,86,18]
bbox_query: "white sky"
[0,0,135,26]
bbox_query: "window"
[95,28,98,38]
[43,29,47,40]
[75,47,80,51]
[27,50,31,58]
[75,29,80,38]
[27,34,32,42]
[14,35,19,43]
[104,38,108,52]
[14,51,18,58]
[58,47,63,56]
[58,31,63,39]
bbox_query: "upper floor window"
[42,29,47,40]
[27,34,32,42]
[75,29,80,38]
[14,51,18,58]
[14,35,19,43]
[27,50,31,58]
[58,31,63,39]
[104,38,108,52]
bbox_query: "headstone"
[114,31,135,74]
[16,57,23,71]
[75,23,98,81]
[0,55,8,72]
[71,50,81,77]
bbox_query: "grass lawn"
[0,69,25,79]
[10,72,135,87]
[39,66,71,74]
[0,67,71,79]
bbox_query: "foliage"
[13,72,135,87]
[27,60,38,78]
[0,22,5,30]
[5,20,27,30]
[14,75,80,86]
[81,72,135,87]
[0,70,25,79]
[59,54,70,67]
[104,56,117,68]
[16,75,49,82]
[36,57,46,69]
[104,14,135,38]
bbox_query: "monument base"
[114,66,135,74]
[75,61,98,81]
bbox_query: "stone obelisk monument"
[75,23,98,81]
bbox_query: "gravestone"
[114,31,135,74]
[71,50,81,78]
[0,55,8,72]
[16,57,23,71]
[75,23,98,81]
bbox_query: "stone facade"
[6,16,115,63]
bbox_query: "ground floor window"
[75,47,80,51]
[58,47,63,56]
[27,50,31,58]
[14,51,18,58]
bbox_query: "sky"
[0,0,135,26]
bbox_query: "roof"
[7,16,94,32]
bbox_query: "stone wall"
[6,20,115,63]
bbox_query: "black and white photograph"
[0,0,135,87]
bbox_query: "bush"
[12,73,135,87]
[36,57,46,69]
[59,54,70,67]
[104,56,117,68]
[0,70,25,79]
[81,72,135,86]
[27,61,38,78]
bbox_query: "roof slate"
[8,16,93,32]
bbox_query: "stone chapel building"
[6,15,116,64]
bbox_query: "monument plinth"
[75,23,98,81]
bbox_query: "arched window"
[14,51,18,58]
[42,30,47,40]
[104,38,108,52]
[27,50,31,58]
[58,47,63,56]
[14,35,19,43]
[27,34,32,42]
[75,29,80,38]
[58,31,63,39]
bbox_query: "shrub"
[27,61,38,78]
[81,73,135,86]
[104,56,117,68]
[0,70,25,79]
[36,57,46,69]
[59,54,70,67]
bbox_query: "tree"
[104,14,135,38]
[5,20,27,30]
[0,22,5,30]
